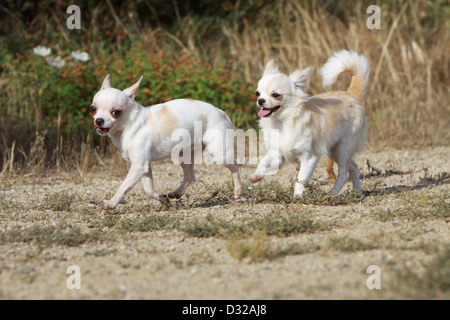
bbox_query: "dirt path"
[0,147,448,299]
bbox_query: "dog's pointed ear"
[263,59,281,75]
[101,74,112,90]
[289,67,311,89]
[123,75,143,100]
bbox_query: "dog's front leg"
[250,151,283,183]
[104,163,146,210]
[294,154,319,198]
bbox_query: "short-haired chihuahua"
[90,75,242,209]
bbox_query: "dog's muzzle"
[94,118,111,135]
[258,105,281,117]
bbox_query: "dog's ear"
[289,67,311,89]
[123,75,143,100]
[263,59,281,75]
[101,74,112,90]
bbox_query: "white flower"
[46,56,66,68]
[33,46,51,57]
[71,50,90,62]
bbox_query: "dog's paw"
[293,183,306,198]
[234,187,242,200]
[103,200,116,210]
[250,175,262,183]
[329,188,340,197]
[167,192,182,200]
[158,194,170,204]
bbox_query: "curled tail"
[320,50,370,103]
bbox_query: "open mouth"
[96,127,110,135]
[94,123,111,135]
[258,105,281,117]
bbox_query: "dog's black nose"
[258,98,266,106]
[95,118,104,127]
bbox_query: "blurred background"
[0,0,448,173]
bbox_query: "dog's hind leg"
[224,162,242,199]
[326,158,337,184]
[330,159,349,196]
[203,127,242,199]
[142,164,170,204]
[168,161,196,199]
[222,128,242,199]
[348,159,362,193]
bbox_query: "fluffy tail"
[320,50,370,103]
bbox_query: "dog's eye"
[255,91,260,97]
[111,110,121,118]
[272,93,281,98]
[90,106,96,115]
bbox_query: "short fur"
[250,50,370,197]
[91,75,242,209]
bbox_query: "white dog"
[90,75,242,209]
[250,50,370,197]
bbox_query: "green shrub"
[0,44,256,142]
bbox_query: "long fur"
[321,50,370,102]
[251,50,370,197]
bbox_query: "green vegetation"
[1,48,254,135]
[182,212,327,238]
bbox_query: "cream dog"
[90,75,242,209]
[250,50,370,197]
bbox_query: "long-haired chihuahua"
[250,50,370,197]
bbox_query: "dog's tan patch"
[302,94,339,130]
[266,75,290,96]
[338,67,366,103]
[308,91,358,132]
[149,105,179,142]
[90,102,97,116]
[159,105,179,133]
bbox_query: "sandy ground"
[0,146,448,300]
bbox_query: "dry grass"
[0,147,449,299]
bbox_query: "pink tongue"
[258,108,272,117]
